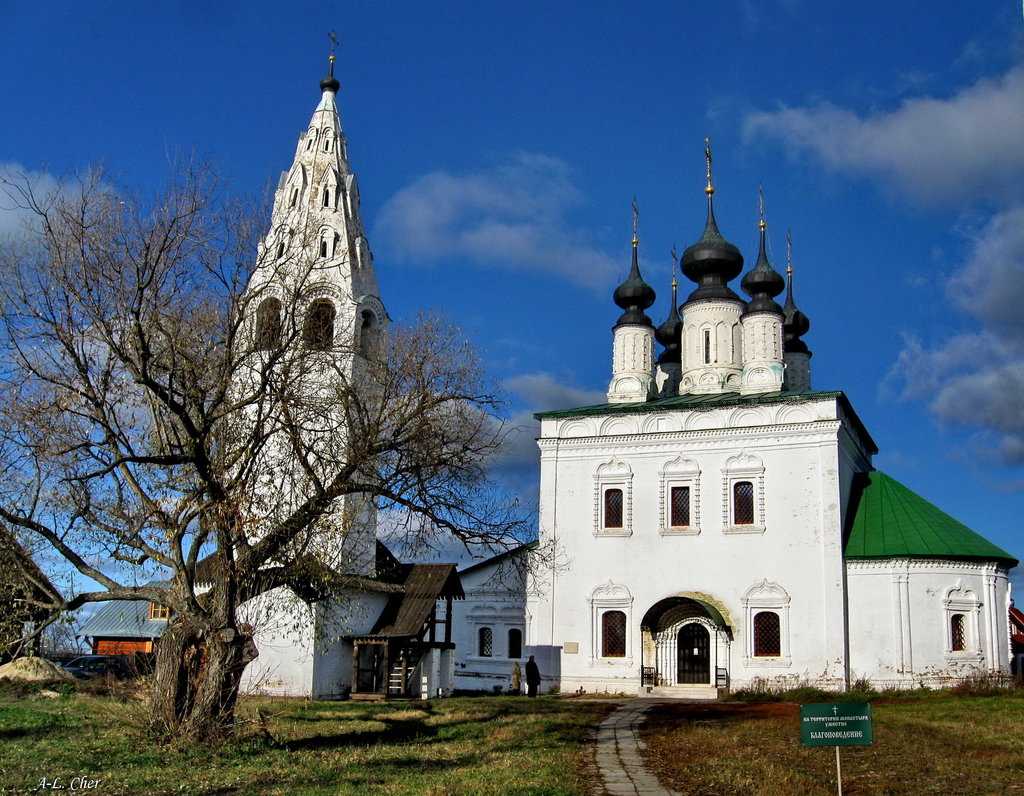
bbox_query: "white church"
[82,59,1018,700]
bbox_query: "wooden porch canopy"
[351,563,465,644]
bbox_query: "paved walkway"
[594,700,676,796]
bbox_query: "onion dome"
[320,52,340,93]
[681,138,744,306]
[655,253,682,364]
[740,188,785,317]
[613,202,656,328]
[782,230,811,354]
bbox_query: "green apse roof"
[845,471,1017,567]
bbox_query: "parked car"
[61,655,133,680]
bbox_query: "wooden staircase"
[386,646,423,698]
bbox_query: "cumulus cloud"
[373,153,620,290]
[886,205,1024,467]
[489,372,605,493]
[744,66,1024,204]
[0,162,62,239]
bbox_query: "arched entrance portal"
[640,595,732,688]
[677,623,710,684]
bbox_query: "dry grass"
[0,688,613,795]
[641,692,1024,795]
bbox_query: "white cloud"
[0,162,62,239]
[373,153,620,290]
[744,66,1024,204]
[886,206,1024,467]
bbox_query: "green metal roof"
[534,389,878,454]
[845,471,1018,567]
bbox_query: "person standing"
[511,661,522,695]
[525,654,541,697]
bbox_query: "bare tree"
[0,164,526,740]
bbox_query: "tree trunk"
[150,617,257,742]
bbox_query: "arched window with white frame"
[589,581,633,663]
[943,583,983,661]
[593,459,633,536]
[742,580,791,666]
[722,451,766,534]
[659,455,701,535]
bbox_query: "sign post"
[800,703,872,796]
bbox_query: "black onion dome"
[741,223,785,317]
[613,242,656,328]
[782,268,811,354]
[681,194,745,306]
[655,279,682,365]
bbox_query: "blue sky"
[3,1,1024,583]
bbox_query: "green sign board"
[800,703,873,747]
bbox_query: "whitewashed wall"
[847,560,1011,685]
[527,396,871,693]
[240,587,389,698]
[451,558,528,693]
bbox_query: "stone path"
[594,700,676,796]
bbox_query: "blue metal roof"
[79,600,168,639]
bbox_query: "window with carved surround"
[658,455,701,536]
[722,451,766,535]
[943,583,983,661]
[589,581,633,663]
[478,627,493,657]
[593,459,633,536]
[742,580,791,666]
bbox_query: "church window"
[733,481,754,525]
[601,611,627,658]
[478,627,493,657]
[319,238,328,258]
[670,486,690,528]
[148,602,171,621]
[753,611,781,657]
[508,628,522,659]
[289,188,299,208]
[359,310,380,359]
[323,187,331,207]
[323,137,331,153]
[303,300,335,350]
[950,614,966,652]
[603,489,624,529]
[276,241,285,259]
[254,297,283,351]
[703,329,711,364]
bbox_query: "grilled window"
[670,486,691,527]
[601,610,626,658]
[148,602,170,621]
[753,611,781,657]
[254,297,282,351]
[604,488,624,529]
[951,613,966,652]
[478,627,493,657]
[303,300,335,350]
[508,628,522,659]
[733,481,754,525]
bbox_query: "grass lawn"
[0,688,614,795]
[641,691,1024,795]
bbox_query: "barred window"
[753,611,781,657]
[478,627,493,657]
[601,611,626,658]
[254,297,282,351]
[670,486,691,527]
[303,300,335,350]
[508,628,522,659]
[951,613,966,652]
[733,481,754,525]
[604,489,624,529]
